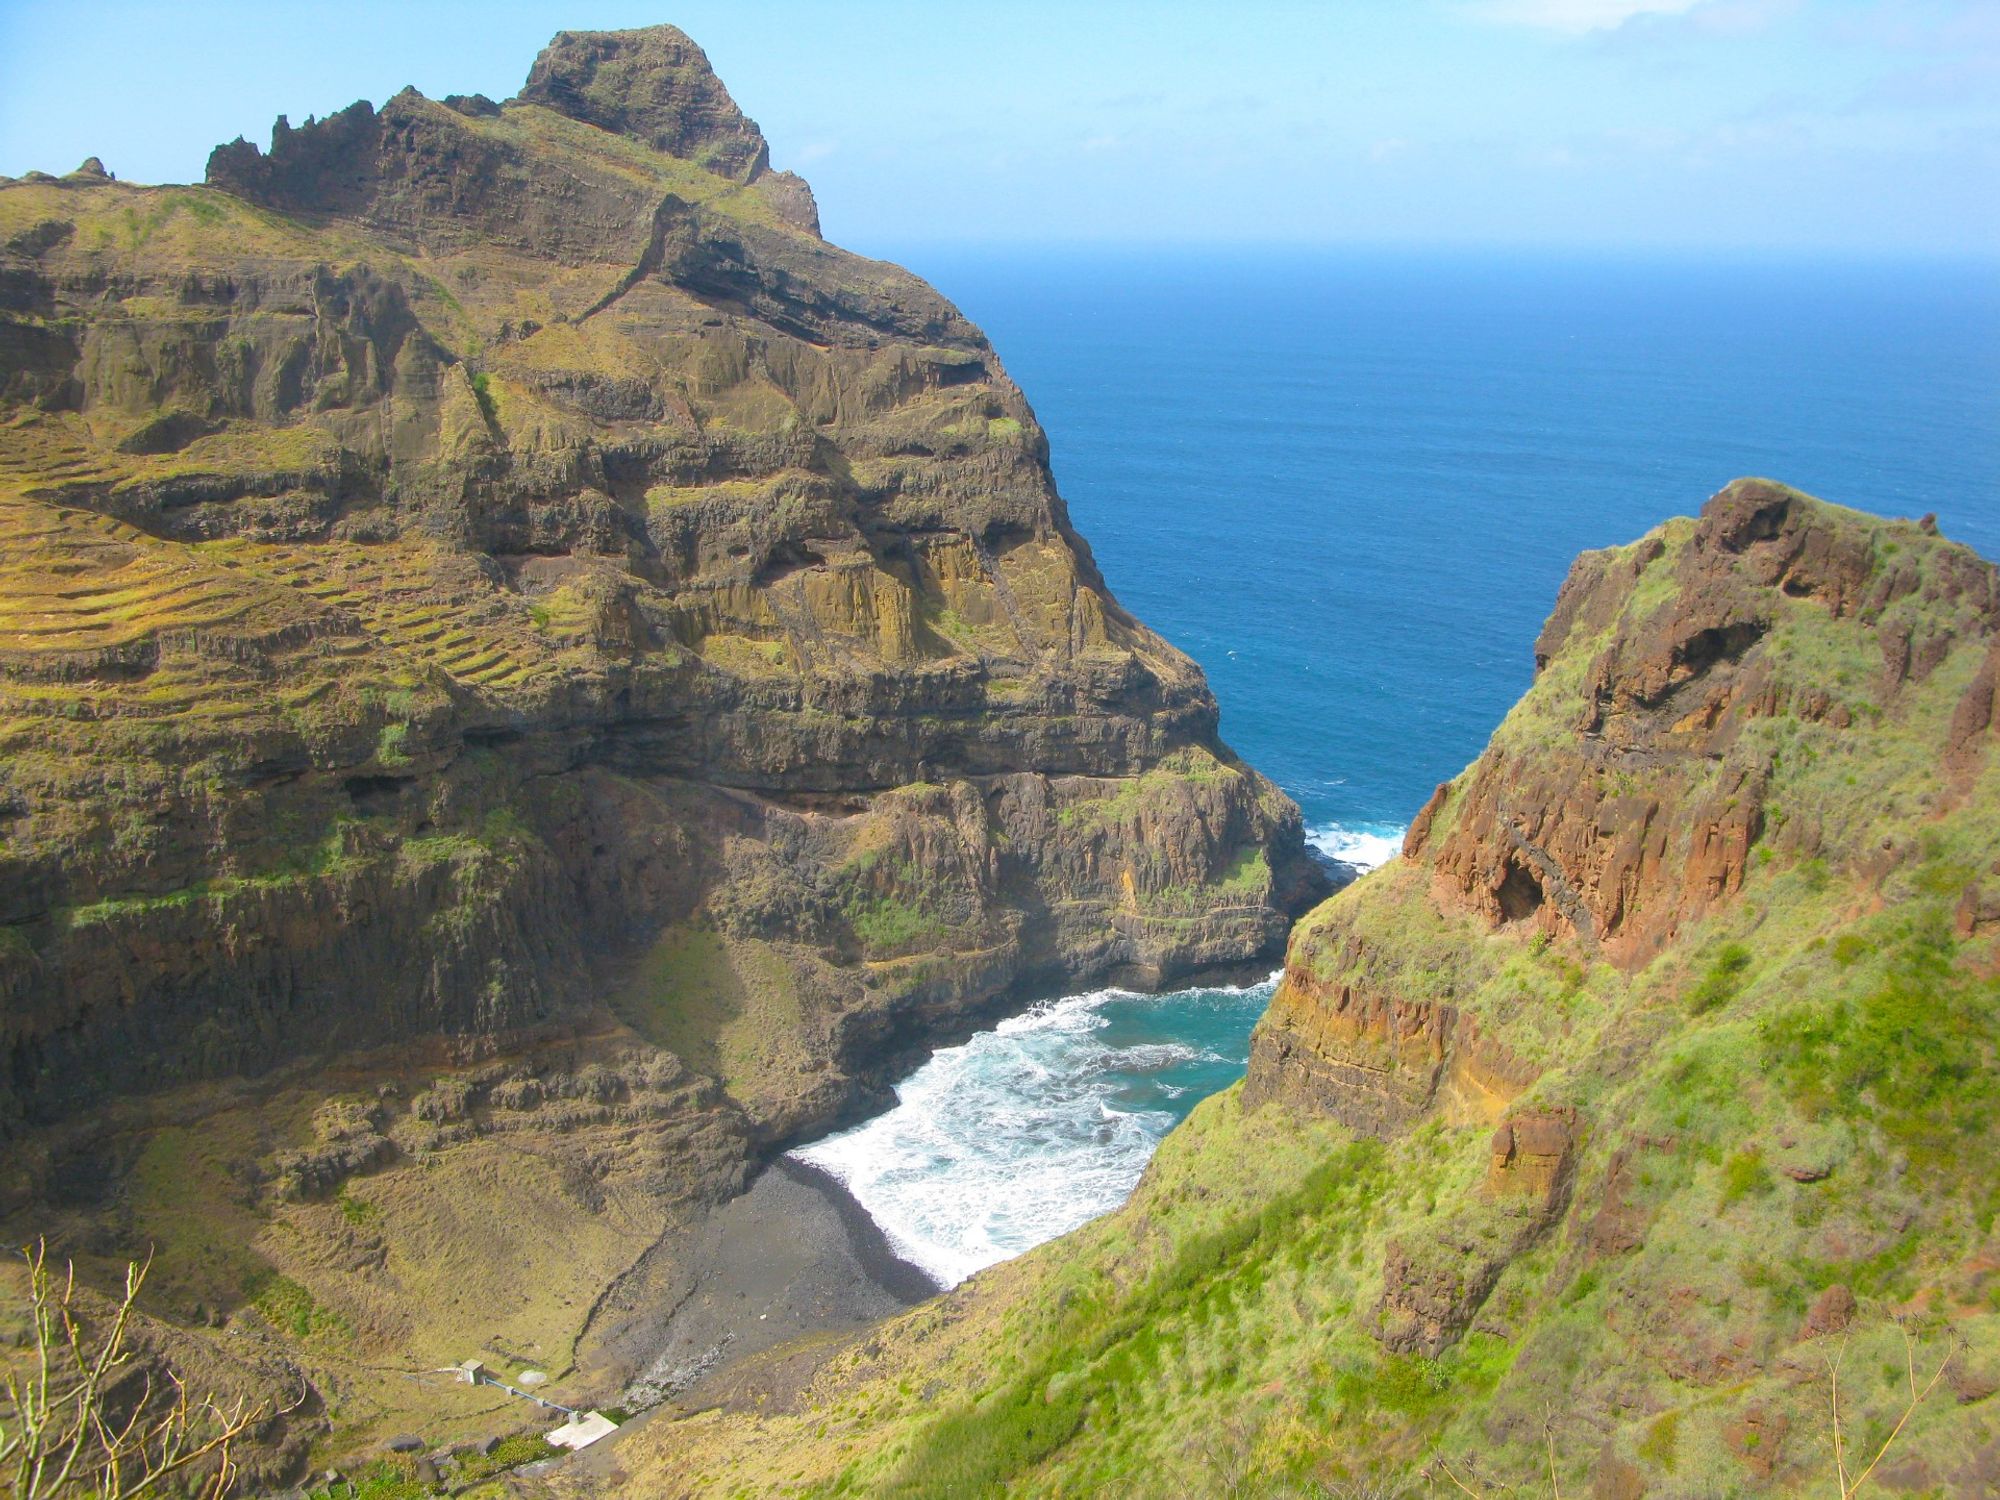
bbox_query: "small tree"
[1,1240,283,1499]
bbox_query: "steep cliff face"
[1248,480,1996,1131]
[611,482,2000,1497]
[0,25,1320,1140]
[0,29,1323,1477]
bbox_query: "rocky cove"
[4,17,2000,1500]
[0,22,1329,1487]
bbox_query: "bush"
[1686,942,1753,1015]
[1761,910,1999,1175]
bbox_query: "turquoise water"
[797,251,2000,1283]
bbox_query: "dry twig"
[0,1240,290,1499]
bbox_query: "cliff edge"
[0,25,1321,1481]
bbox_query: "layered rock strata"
[0,25,1322,1474]
[0,25,1321,1139]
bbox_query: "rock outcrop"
[0,26,1323,1477]
[1249,480,1998,1136]
[0,24,1321,1138]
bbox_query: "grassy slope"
[603,496,2000,1497]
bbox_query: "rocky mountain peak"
[517,25,772,182]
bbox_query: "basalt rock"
[0,27,1322,1144]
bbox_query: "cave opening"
[1496,858,1546,924]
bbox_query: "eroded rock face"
[1419,482,1996,966]
[1250,480,1999,1147]
[1241,922,1535,1133]
[518,27,779,187]
[1244,480,1998,1372]
[0,26,1323,1135]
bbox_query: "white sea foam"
[791,973,1280,1288]
[1306,821,1407,871]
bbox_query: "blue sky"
[1,0,1993,256]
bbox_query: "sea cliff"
[0,25,1322,1480]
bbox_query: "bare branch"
[1,1238,278,1500]
[1845,1331,1958,1498]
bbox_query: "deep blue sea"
[798,251,2000,1283]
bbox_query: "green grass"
[1685,941,1752,1016]
[1717,1147,1774,1208]
[376,721,412,767]
[835,853,956,955]
[452,1433,555,1484]
[249,1272,351,1342]
[846,1135,1397,1497]
[1761,905,2000,1178]
[845,891,945,951]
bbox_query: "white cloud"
[1471,0,1801,41]
[1469,0,1703,32]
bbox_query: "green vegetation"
[608,925,807,1112]
[307,1460,431,1500]
[469,369,498,423]
[1717,1146,1774,1207]
[1761,905,2000,1178]
[852,1133,1399,1497]
[844,891,944,951]
[249,1272,352,1342]
[835,853,955,955]
[1685,941,1752,1015]
[453,1433,555,1483]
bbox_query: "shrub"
[1761,910,1998,1174]
[1686,942,1753,1015]
[1718,1148,1774,1208]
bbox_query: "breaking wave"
[791,972,1280,1287]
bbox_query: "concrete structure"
[546,1412,619,1452]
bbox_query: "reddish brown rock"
[1487,1107,1577,1203]
[1800,1283,1856,1339]
[1946,639,2000,778]
[1243,931,1536,1135]
[1586,1137,1673,1255]
[1373,1107,1581,1358]
[1419,481,1996,966]
[1591,1446,1647,1500]
[1253,479,2000,1147]
[1721,1402,1789,1481]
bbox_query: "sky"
[1,0,1994,257]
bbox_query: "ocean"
[795,249,2000,1285]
